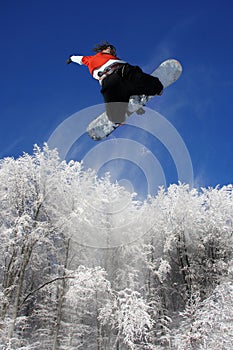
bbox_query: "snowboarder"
[67,41,163,124]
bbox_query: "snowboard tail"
[87,59,182,140]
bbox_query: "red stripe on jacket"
[81,52,121,75]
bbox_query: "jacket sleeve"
[70,55,84,65]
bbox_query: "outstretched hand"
[66,56,72,64]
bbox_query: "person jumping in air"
[67,41,163,124]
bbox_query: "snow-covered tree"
[173,281,233,350]
[99,288,154,349]
[0,147,61,346]
[65,265,112,349]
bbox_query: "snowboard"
[87,59,182,141]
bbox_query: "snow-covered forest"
[0,145,232,350]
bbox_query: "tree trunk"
[52,239,70,350]
[8,243,33,339]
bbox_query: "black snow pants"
[100,64,163,123]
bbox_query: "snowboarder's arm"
[66,55,84,65]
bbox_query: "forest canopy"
[0,145,232,349]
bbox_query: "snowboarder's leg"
[123,64,163,96]
[101,73,130,123]
[105,101,129,123]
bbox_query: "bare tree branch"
[20,275,75,307]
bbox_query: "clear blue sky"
[1,0,233,193]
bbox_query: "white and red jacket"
[70,52,126,81]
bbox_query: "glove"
[66,56,72,64]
